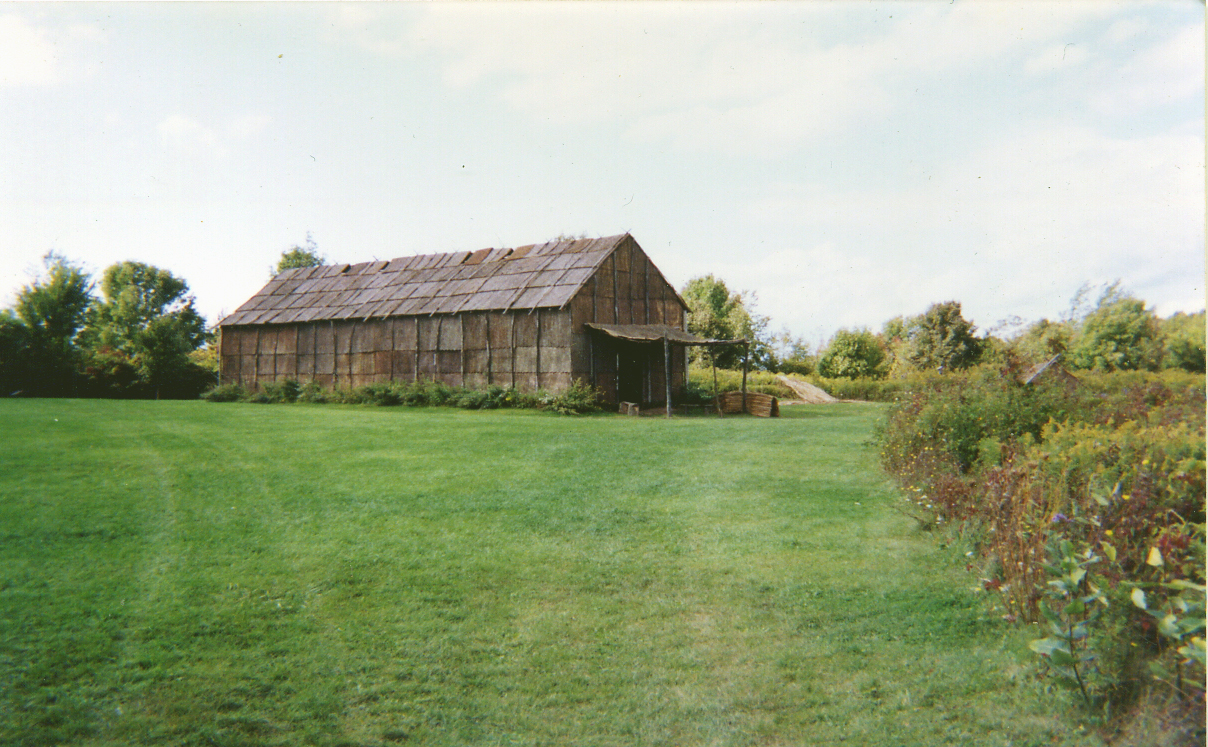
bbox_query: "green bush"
[687,367,795,399]
[545,380,601,415]
[201,383,246,402]
[262,378,302,404]
[878,366,1206,720]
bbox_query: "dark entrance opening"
[617,343,645,403]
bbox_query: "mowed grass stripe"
[0,400,1102,746]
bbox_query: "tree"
[769,331,816,376]
[817,328,887,379]
[1160,311,1205,373]
[1068,287,1162,372]
[0,311,33,395]
[274,232,324,275]
[11,252,94,395]
[681,275,771,369]
[82,262,209,398]
[906,301,982,373]
[1014,318,1074,363]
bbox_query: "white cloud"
[396,2,1123,158]
[0,14,59,87]
[157,113,272,158]
[734,121,1204,334]
[1090,22,1204,114]
[0,14,104,89]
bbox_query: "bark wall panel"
[439,316,463,350]
[315,353,335,377]
[391,350,415,376]
[277,326,297,355]
[543,372,571,391]
[462,313,488,351]
[513,346,537,373]
[315,324,336,356]
[488,313,512,350]
[541,346,571,374]
[464,349,490,372]
[394,318,417,351]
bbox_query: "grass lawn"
[0,400,1106,746]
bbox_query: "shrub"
[261,378,302,404]
[878,367,1206,723]
[545,380,601,415]
[202,383,246,403]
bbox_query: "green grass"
[0,400,1106,746]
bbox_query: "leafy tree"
[1014,318,1074,363]
[769,331,816,376]
[906,301,982,373]
[681,275,771,369]
[274,232,324,275]
[1068,286,1162,372]
[1160,311,1205,373]
[11,252,94,395]
[82,262,209,398]
[817,328,888,379]
[0,311,33,395]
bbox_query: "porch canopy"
[585,323,749,417]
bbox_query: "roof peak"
[279,233,632,280]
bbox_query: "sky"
[1,1,1204,348]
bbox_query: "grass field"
[1,400,1106,746]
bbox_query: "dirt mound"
[776,375,838,404]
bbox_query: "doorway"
[617,343,646,403]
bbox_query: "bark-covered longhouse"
[217,233,693,406]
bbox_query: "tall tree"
[11,252,94,395]
[0,311,34,395]
[274,232,325,275]
[1160,311,1206,373]
[906,301,982,373]
[1014,318,1074,362]
[1068,287,1162,372]
[818,328,888,379]
[82,262,208,398]
[681,275,771,369]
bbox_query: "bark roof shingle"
[220,233,673,326]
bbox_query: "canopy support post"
[711,346,721,417]
[664,335,672,418]
[741,342,750,414]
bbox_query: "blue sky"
[1,1,1203,347]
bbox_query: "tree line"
[3,246,1201,399]
[681,275,1206,378]
[1,254,211,398]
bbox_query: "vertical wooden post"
[254,328,262,391]
[741,342,750,414]
[510,313,517,388]
[535,310,542,390]
[612,258,619,324]
[644,257,650,325]
[349,320,356,387]
[664,335,672,418]
[486,313,493,385]
[414,318,420,383]
[388,318,396,382]
[434,317,442,383]
[711,346,721,417]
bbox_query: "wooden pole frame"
[664,334,672,418]
[741,342,750,414]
